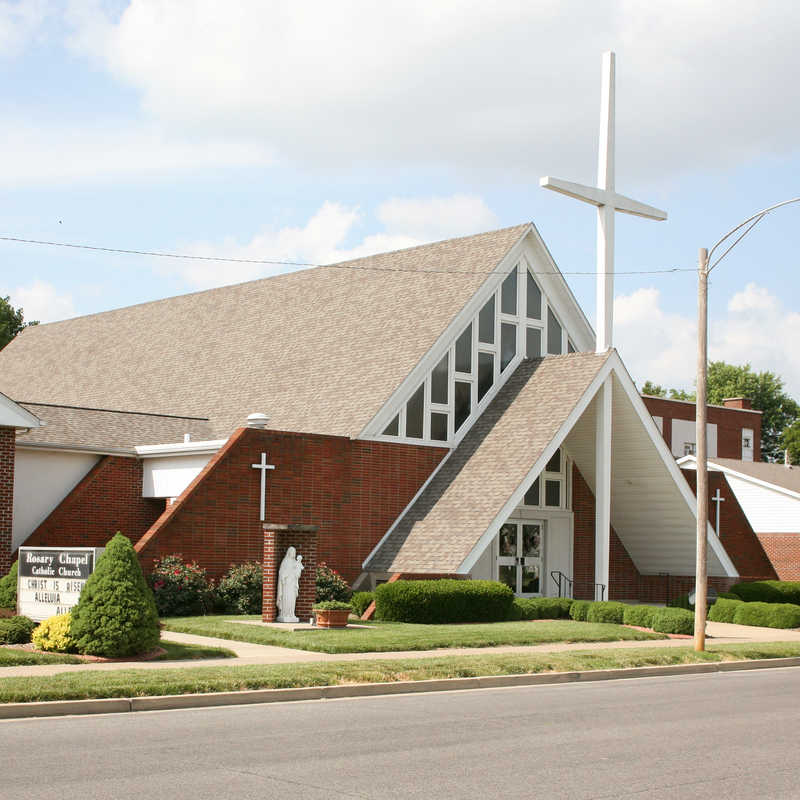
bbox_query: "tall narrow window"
[524,477,540,506]
[431,353,449,404]
[478,352,494,400]
[545,479,561,507]
[501,266,517,315]
[567,339,576,353]
[455,324,472,373]
[405,384,424,439]
[526,327,542,358]
[527,272,542,319]
[382,415,399,436]
[479,296,495,344]
[546,449,561,472]
[547,307,563,355]
[501,322,516,371]
[430,412,448,441]
[454,381,471,431]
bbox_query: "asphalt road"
[3,668,800,799]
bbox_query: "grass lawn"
[0,642,798,703]
[156,640,237,661]
[0,649,82,667]
[162,615,665,653]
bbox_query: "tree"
[0,296,38,350]
[783,421,800,465]
[641,380,695,401]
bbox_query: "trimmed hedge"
[350,591,375,617]
[0,561,18,609]
[510,597,573,620]
[733,601,800,629]
[0,615,36,644]
[375,579,514,624]
[569,600,591,622]
[622,605,657,628]
[667,593,693,610]
[586,601,626,625]
[730,581,800,606]
[708,597,744,623]
[651,607,694,635]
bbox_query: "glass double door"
[498,521,543,596]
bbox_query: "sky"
[1,1,800,395]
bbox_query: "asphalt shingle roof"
[711,457,800,495]
[366,352,609,573]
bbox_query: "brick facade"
[21,455,165,553]
[262,524,318,622]
[0,427,14,575]
[642,395,762,461]
[754,535,800,581]
[136,426,447,583]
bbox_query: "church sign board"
[17,547,104,622]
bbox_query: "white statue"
[276,546,304,622]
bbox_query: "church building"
[0,223,771,602]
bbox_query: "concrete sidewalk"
[2,620,799,679]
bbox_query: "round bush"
[350,591,375,617]
[149,554,215,617]
[32,613,74,652]
[667,593,694,610]
[315,563,352,603]
[733,601,800,629]
[0,614,36,644]
[510,597,573,620]
[730,581,800,605]
[707,597,744,623]
[586,601,626,625]
[375,579,513,624]
[70,533,160,657]
[569,600,591,622]
[0,561,18,610]
[622,605,657,628]
[217,562,262,614]
[650,607,694,635]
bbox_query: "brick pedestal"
[262,523,318,622]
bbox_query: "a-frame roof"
[0,225,534,440]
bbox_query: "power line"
[0,234,696,277]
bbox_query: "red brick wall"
[642,396,762,461]
[136,427,446,584]
[0,427,14,575]
[21,456,165,552]
[754,535,800,580]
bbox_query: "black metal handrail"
[550,570,606,601]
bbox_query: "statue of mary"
[276,546,304,623]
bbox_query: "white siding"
[725,474,800,533]
[671,418,717,459]
[142,453,214,498]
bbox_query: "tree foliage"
[0,296,38,350]
[783,421,800,466]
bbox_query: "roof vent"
[247,412,270,429]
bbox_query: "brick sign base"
[262,523,318,623]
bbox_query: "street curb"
[3,656,800,720]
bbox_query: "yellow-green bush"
[32,613,75,652]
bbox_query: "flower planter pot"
[315,609,350,628]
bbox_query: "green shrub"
[510,597,573,620]
[315,562,352,603]
[730,581,800,605]
[0,560,18,609]
[350,591,375,617]
[70,533,160,657]
[375,579,514,624]
[667,593,694,610]
[569,600,591,621]
[651,607,695,635]
[32,613,74,652]
[312,600,352,611]
[0,614,36,644]
[217,562,262,614]
[708,597,744,623]
[622,605,658,628]
[586,601,626,625]
[149,554,215,616]
[733,601,800,629]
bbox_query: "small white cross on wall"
[712,488,725,537]
[251,453,276,522]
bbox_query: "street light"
[694,197,800,652]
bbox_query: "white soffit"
[0,392,42,429]
[135,439,228,459]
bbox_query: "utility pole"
[694,247,709,651]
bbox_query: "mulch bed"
[1,643,167,662]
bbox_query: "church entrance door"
[497,521,543,596]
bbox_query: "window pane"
[382,415,399,436]
[478,352,494,401]
[455,324,472,373]
[522,524,541,557]
[568,339,576,353]
[499,523,517,556]
[526,327,542,358]
[501,323,516,371]
[545,479,561,507]
[546,449,561,473]
[524,477,540,506]
[479,296,495,344]
[527,272,542,319]
[405,383,424,439]
[547,307,563,355]
[454,381,471,431]
[498,565,516,591]
[501,266,517,315]
[431,353,449,404]
[430,412,448,441]
[521,565,540,594]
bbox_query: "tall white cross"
[540,51,667,353]
[251,452,276,522]
[712,488,725,537]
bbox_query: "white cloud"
[615,283,800,398]
[378,195,498,240]
[11,280,76,323]
[0,0,49,58]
